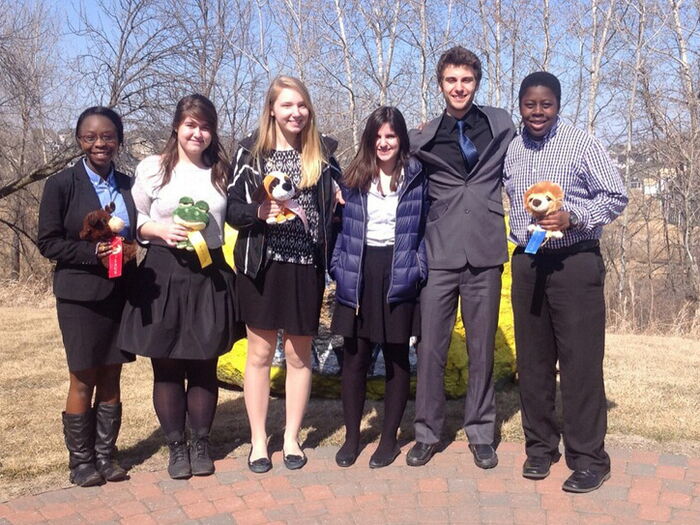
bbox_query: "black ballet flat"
[335,446,359,468]
[247,449,272,474]
[283,446,308,470]
[369,446,401,469]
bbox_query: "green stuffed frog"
[172,196,210,250]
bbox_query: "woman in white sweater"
[119,94,243,479]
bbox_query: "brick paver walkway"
[2,442,699,524]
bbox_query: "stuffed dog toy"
[259,171,308,231]
[524,181,565,240]
[79,202,137,268]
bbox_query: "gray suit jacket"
[410,105,515,269]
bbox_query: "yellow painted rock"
[217,224,517,398]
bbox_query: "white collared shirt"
[366,176,399,247]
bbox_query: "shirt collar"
[521,116,560,149]
[441,104,482,131]
[83,158,116,187]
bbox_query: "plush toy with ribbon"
[79,202,137,278]
[523,181,565,253]
[172,196,212,268]
[259,171,308,231]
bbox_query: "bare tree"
[0,1,72,279]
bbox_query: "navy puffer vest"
[330,156,428,308]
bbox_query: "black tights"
[339,337,410,458]
[151,358,219,437]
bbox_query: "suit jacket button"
[464,209,471,214]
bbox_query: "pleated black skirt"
[331,245,420,344]
[236,260,325,336]
[57,285,135,372]
[118,245,245,359]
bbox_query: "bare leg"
[244,326,277,461]
[66,368,98,414]
[95,364,122,405]
[282,333,313,456]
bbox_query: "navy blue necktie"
[456,119,479,171]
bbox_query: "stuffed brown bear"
[79,202,137,269]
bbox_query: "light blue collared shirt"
[84,159,131,239]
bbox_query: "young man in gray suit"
[407,46,515,468]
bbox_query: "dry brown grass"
[1,307,698,501]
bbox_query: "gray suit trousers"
[415,264,501,445]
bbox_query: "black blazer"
[38,159,137,301]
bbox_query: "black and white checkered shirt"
[503,118,628,249]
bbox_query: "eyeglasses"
[78,134,119,145]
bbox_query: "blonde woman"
[227,76,340,473]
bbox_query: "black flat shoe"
[283,448,308,470]
[522,455,559,480]
[335,444,359,467]
[562,468,610,493]
[406,442,437,467]
[469,444,498,470]
[369,446,400,469]
[247,449,272,474]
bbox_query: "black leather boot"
[62,411,104,487]
[189,429,215,476]
[94,402,128,481]
[166,431,191,479]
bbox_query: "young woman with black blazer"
[227,76,341,473]
[38,107,136,487]
[330,106,427,468]
[118,94,243,479]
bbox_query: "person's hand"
[257,199,282,221]
[537,210,571,231]
[334,187,345,206]
[95,241,114,258]
[159,223,189,246]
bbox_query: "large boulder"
[218,225,516,398]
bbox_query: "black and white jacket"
[226,132,341,279]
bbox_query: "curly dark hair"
[436,46,482,85]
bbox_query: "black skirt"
[118,245,244,360]
[236,261,325,336]
[331,245,420,344]
[57,285,135,372]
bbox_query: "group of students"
[37,46,627,495]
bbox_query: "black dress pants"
[511,245,610,473]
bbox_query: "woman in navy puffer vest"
[330,107,427,469]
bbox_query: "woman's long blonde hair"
[252,76,325,188]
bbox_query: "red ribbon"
[108,237,123,278]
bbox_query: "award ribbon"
[108,237,123,278]
[188,231,212,268]
[524,226,547,254]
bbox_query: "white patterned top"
[263,149,320,265]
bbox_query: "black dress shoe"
[369,446,400,469]
[247,449,272,474]
[522,455,558,480]
[335,445,359,467]
[406,442,437,467]
[562,468,610,493]
[468,444,498,469]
